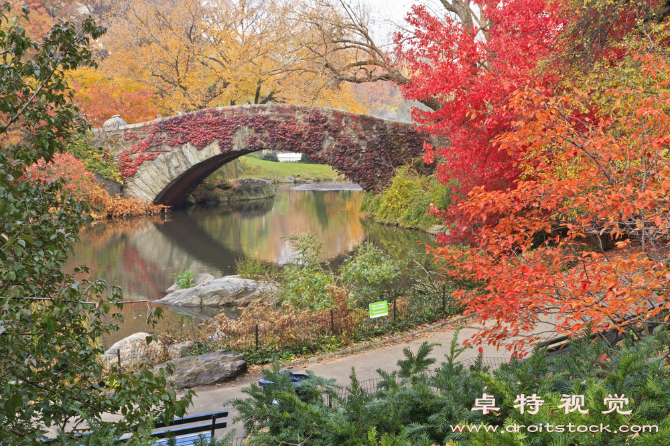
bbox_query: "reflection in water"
[68,185,436,348]
[193,187,366,265]
[69,186,371,347]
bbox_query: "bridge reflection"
[68,186,366,303]
[67,185,441,348]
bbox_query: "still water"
[66,184,435,348]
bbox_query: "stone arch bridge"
[93,104,442,206]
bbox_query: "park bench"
[146,410,228,445]
[45,410,228,445]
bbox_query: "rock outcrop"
[103,332,162,367]
[94,174,123,197]
[159,276,277,306]
[229,178,275,201]
[427,225,448,235]
[153,349,246,389]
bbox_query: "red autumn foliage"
[435,53,670,355]
[395,0,566,243]
[24,152,97,200]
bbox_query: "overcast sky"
[359,0,448,46]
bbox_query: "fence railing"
[103,288,459,369]
[215,291,458,355]
[325,358,508,403]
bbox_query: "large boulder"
[158,276,278,306]
[229,178,275,201]
[102,333,194,368]
[427,225,448,235]
[153,349,246,389]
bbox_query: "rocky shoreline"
[100,274,279,388]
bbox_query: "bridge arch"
[94,104,439,206]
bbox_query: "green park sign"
[369,301,388,318]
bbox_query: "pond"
[66,184,436,348]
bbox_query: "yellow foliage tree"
[100,0,367,115]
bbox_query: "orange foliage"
[6,0,52,39]
[73,83,159,127]
[25,152,167,219]
[24,152,97,200]
[88,188,168,219]
[436,53,670,355]
[203,285,365,350]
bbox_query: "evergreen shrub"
[233,327,670,445]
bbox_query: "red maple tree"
[395,0,566,242]
[434,48,670,354]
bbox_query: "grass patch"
[238,155,343,180]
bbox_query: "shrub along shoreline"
[27,134,168,220]
[361,164,452,233]
[179,285,462,367]
[159,234,468,367]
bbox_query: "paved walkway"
[186,316,530,440]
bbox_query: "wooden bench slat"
[153,410,229,428]
[153,432,211,446]
[150,421,227,439]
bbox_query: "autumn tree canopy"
[438,49,670,353]
[420,1,670,353]
[98,0,366,116]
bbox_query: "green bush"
[340,241,402,306]
[278,233,334,311]
[234,327,670,445]
[174,270,195,289]
[235,257,279,281]
[68,134,123,183]
[0,7,192,442]
[262,151,279,162]
[361,164,449,230]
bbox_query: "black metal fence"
[215,289,460,355]
[326,358,508,403]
